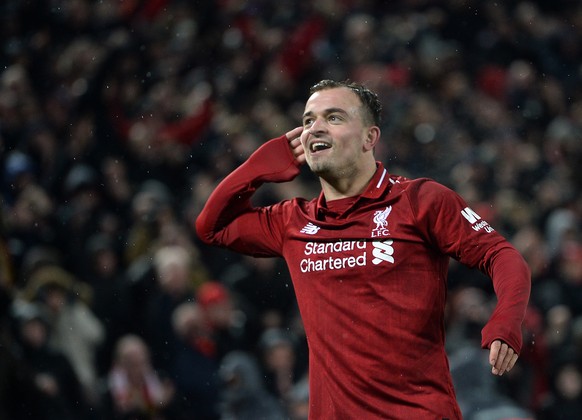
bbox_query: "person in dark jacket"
[218,350,286,420]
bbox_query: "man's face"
[300,87,371,178]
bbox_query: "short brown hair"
[309,79,382,126]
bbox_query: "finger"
[289,137,302,149]
[507,353,519,372]
[489,340,500,368]
[493,343,509,374]
[296,152,306,165]
[288,138,306,164]
[294,144,305,156]
[497,347,514,375]
[286,126,304,140]
[289,139,304,154]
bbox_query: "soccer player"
[195,80,531,418]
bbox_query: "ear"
[363,126,381,152]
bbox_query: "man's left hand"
[489,339,518,376]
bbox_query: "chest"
[281,201,450,330]
[283,201,445,279]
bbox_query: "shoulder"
[266,196,317,218]
[270,196,314,208]
[288,196,318,216]
[391,175,455,199]
[387,176,468,221]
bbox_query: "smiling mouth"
[310,142,332,153]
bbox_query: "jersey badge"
[371,206,392,238]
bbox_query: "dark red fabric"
[195,135,531,418]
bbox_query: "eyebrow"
[302,107,349,119]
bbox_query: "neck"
[320,161,377,201]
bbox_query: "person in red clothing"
[195,79,531,419]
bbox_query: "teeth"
[311,142,331,152]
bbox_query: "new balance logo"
[300,223,320,235]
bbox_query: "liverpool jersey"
[196,135,531,419]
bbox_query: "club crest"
[371,206,392,237]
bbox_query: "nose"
[308,117,326,135]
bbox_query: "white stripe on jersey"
[376,168,387,188]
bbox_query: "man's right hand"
[286,126,306,165]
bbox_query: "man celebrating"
[196,80,531,418]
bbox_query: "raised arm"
[195,128,304,256]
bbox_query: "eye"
[328,114,342,123]
[303,118,314,127]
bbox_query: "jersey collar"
[360,162,390,199]
[314,162,391,218]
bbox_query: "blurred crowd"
[1,0,582,419]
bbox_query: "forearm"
[195,134,300,247]
[480,245,531,353]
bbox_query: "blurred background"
[1,0,582,419]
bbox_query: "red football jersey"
[196,135,531,419]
